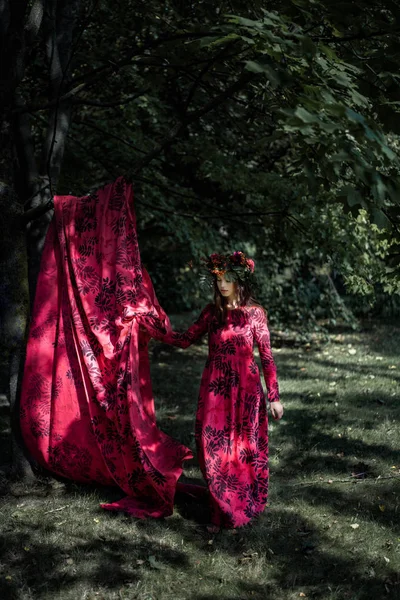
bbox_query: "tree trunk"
[0,0,82,481]
[0,183,35,480]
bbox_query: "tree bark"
[0,184,34,480]
[0,0,82,481]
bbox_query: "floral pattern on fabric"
[138,304,280,528]
[20,178,192,519]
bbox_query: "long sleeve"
[159,304,213,348]
[128,304,212,348]
[251,307,280,403]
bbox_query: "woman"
[20,177,280,525]
[136,251,283,531]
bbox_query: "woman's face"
[216,273,237,300]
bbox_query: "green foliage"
[222,9,400,230]
[13,0,400,320]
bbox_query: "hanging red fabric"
[20,177,192,518]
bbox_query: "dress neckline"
[226,304,260,312]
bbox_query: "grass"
[0,318,399,600]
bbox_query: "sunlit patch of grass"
[0,320,399,600]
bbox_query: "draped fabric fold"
[20,177,192,518]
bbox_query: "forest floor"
[0,318,399,600]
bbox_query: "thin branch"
[17,41,245,116]
[24,131,117,222]
[69,91,149,108]
[314,27,400,43]
[75,118,147,154]
[67,133,118,179]
[23,183,50,207]
[44,504,70,514]
[129,71,255,176]
[71,31,219,86]
[183,40,239,113]
[382,207,400,235]
[289,474,400,486]
[136,174,283,225]
[22,199,53,224]
[137,199,227,221]
[136,197,279,227]
[15,87,149,114]
[286,214,309,236]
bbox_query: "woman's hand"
[270,401,284,421]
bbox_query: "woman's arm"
[162,304,212,348]
[251,306,281,407]
[124,304,213,348]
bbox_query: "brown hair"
[212,277,264,325]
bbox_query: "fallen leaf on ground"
[148,555,164,570]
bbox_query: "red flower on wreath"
[202,251,256,280]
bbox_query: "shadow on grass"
[158,501,399,600]
[0,322,399,599]
[1,500,397,600]
[0,520,189,600]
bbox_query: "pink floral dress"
[140,303,280,528]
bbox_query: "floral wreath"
[202,251,255,283]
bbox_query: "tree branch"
[71,30,219,86]
[314,26,400,43]
[15,86,149,114]
[24,0,44,40]
[289,474,400,486]
[21,199,53,225]
[67,132,118,179]
[135,174,283,225]
[129,71,255,176]
[183,39,239,113]
[75,118,147,154]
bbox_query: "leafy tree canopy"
[4,0,400,321]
